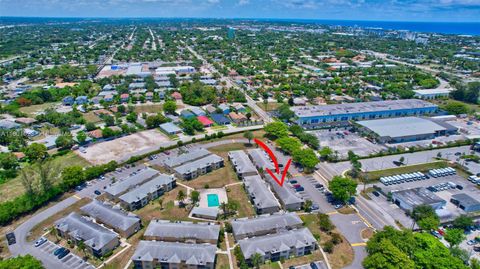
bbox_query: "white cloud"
[238,0,249,5]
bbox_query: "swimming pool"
[207,194,220,207]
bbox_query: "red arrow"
[254,138,291,186]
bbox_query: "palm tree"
[220,202,228,218]
[158,198,164,210]
[243,131,254,144]
[177,190,185,206]
[77,240,87,259]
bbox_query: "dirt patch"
[216,254,230,269]
[361,228,375,240]
[337,207,357,215]
[134,186,191,222]
[77,129,173,165]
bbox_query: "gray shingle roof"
[144,220,220,242]
[164,148,211,168]
[174,154,223,175]
[229,150,257,175]
[160,122,182,133]
[132,241,217,265]
[55,212,118,251]
[244,175,280,210]
[118,174,175,204]
[265,174,303,207]
[105,168,158,197]
[191,207,219,218]
[80,200,140,233]
[247,148,275,171]
[238,228,317,259]
[231,212,303,239]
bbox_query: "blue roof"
[180,110,195,118]
[210,113,231,124]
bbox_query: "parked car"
[310,262,319,269]
[467,239,477,246]
[6,233,16,245]
[474,246,480,252]
[315,183,323,189]
[94,190,101,195]
[57,249,70,259]
[54,247,66,256]
[456,184,464,190]
[310,204,320,210]
[34,237,47,247]
[372,191,380,197]
[289,180,298,184]
[295,186,305,192]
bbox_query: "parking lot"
[370,171,480,227]
[293,261,328,269]
[459,230,480,261]
[288,176,335,213]
[309,129,386,158]
[36,240,94,269]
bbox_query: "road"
[185,44,273,124]
[148,28,157,51]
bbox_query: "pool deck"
[198,188,228,208]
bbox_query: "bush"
[323,241,335,253]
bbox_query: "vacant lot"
[256,102,282,112]
[77,129,173,165]
[19,102,60,116]
[0,152,91,202]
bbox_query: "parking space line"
[351,242,367,247]
[73,194,81,200]
[326,211,337,215]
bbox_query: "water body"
[263,19,480,36]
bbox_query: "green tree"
[55,134,75,149]
[0,255,44,269]
[251,253,263,268]
[278,104,294,120]
[318,213,335,232]
[412,205,440,231]
[24,143,48,161]
[190,190,200,204]
[452,215,473,231]
[319,146,334,161]
[85,122,96,131]
[363,238,415,269]
[264,121,288,139]
[303,199,313,212]
[444,228,465,247]
[76,131,87,144]
[61,166,85,190]
[126,112,137,123]
[329,176,357,203]
[0,152,18,170]
[177,190,185,203]
[443,101,469,115]
[163,100,177,114]
[243,131,254,144]
[292,148,319,172]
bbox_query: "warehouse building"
[80,200,141,238]
[244,175,280,214]
[238,228,317,265]
[450,193,480,213]
[292,99,438,128]
[118,174,176,210]
[391,187,446,212]
[55,213,119,257]
[132,241,216,269]
[414,89,451,100]
[231,212,303,241]
[357,117,458,143]
[144,220,220,244]
[228,150,258,178]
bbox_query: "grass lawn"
[19,102,60,116]
[281,251,324,268]
[216,254,230,269]
[182,164,239,189]
[134,186,191,222]
[300,214,354,269]
[362,161,448,182]
[260,262,282,269]
[226,184,255,218]
[431,98,479,113]
[105,226,146,269]
[256,102,282,112]
[0,152,91,203]
[83,111,103,123]
[27,197,92,241]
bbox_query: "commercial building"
[144,220,220,244]
[80,200,141,238]
[244,175,280,214]
[118,174,176,210]
[132,241,216,269]
[247,148,275,171]
[55,213,119,257]
[231,212,303,241]
[238,228,317,265]
[450,194,480,213]
[104,168,159,198]
[357,117,458,143]
[413,89,452,100]
[391,187,446,212]
[228,150,258,179]
[292,99,438,128]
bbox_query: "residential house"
[80,200,141,238]
[104,94,114,102]
[120,93,130,102]
[62,96,74,106]
[91,96,103,104]
[232,103,246,112]
[204,104,216,114]
[190,107,206,116]
[197,116,214,127]
[132,241,216,269]
[55,212,119,257]
[159,122,182,135]
[143,220,220,244]
[218,103,230,114]
[171,92,182,100]
[180,110,195,119]
[118,174,176,210]
[229,112,247,124]
[145,92,154,101]
[210,113,231,125]
[243,175,280,215]
[228,150,258,179]
[238,228,317,264]
[75,96,89,105]
[0,120,20,130]
[231,212,303,241]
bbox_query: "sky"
[0,0,480,22]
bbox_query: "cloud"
[238,0,249,5]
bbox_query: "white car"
[34,237,47,247]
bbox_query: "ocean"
[260,19,480,36]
